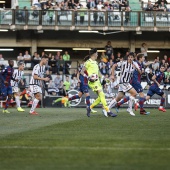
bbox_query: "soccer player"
[29,55,50,115]
[11,62,25,112]
[0,60,18,113]
[129,53,151,115]
[84,48,117,117]
[52,55,97,113]
[109,52,141,116]
[139,66,166,112]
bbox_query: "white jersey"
[29,64,45,86]
[117,61,139,84]
[11,69,24,87]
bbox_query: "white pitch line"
[0,146,170,151]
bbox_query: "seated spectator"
[145,1,153,11]
[115,52,121,63]
[146,69,154,85]
[31,6,39,19]
[158,0,168,5]
[71,69,78,79]
[54,74,62,88]
[48,80,59,95]
[159,1,168,11]
[58,55,65,74]
[55,51,60,61]
[153,2,159,11]
[118,0,129,12]
[0,54,5,70]
[49,55,57,74]
[15,6,24,22]
[17,53,24,62]
[112,0,119,9]
[87,0,96,9]
[152,57,160,73]
[70,76,78,89]
[44,70,52,91]
[32,52,41,68]
[24,50,31,63]
[58,80,66,96]
[160,59,169,70]
[164,67,170,85]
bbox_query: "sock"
[128,96,135,110]
[108,98,117,109]
[159,98,165,108]
[5,97,11,110]
[30,98,39,112]
[90,97,101,109]
[86,96,90,107]
[139,97,146,111]
[117,96,130,106]
[69,95,80,101]
[98,91,110,112]
[15,96,20,108]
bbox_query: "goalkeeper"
[84,48,117,117]
[52,96,70,107]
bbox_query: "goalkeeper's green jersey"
[84,58,99,76]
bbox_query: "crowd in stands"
[144,0,170,12]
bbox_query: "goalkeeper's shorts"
[88,80,102,92]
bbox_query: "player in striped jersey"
[11,62,25,112]
[29,55,50,115]
[108,52,141,116]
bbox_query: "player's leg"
[13,87,25,112]
[29,85,41,115]
[157,88,166,112]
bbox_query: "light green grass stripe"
[0,146,170,151]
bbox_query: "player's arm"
[33,74,49,81]
[133,62,142,74]
[111,63,118,78]
[152,75,160,87]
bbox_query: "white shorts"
[30,85,42,94]
[12,87,19,93]
[118,83,133,93]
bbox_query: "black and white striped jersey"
[29,64,45,86]
[117,61,139,83]
[11,69,24,87]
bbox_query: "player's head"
[89,48,98,60]
[137,53,145,62]
[160,65,165,72]
[8,59,14,67]
[127,52,134,62]
[18,61,25,71]
[41,55,49,65]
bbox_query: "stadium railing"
[0,9,170,29]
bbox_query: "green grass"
[0,108,170,170]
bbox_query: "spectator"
[124,51,129,60]
[115,52,121,62]
[48,80,59,95]
[140,43,148,60]
[145,0,153,11]
[164,67,170,85]
[58,80,65,96]
[153,2,159,11]
[17,53,24,61]
[100,52,108,63]
[70,76,78,89]
[63,51,70,61]
[159,1,168,12]
[32,52,41,68]
[158,0,168,5]
[24,50,31,62]
[124,6,131,25]
[146,69,154,86]
[152,57,160,73]
[44,70,52,92]
[105,41,114,60]
[49,55,57,73]
[54,74,62,88]
[160,59,168,70]
[63,75,71,93]
[0,54,5,70]
[55,51,61,61]
[58,55,65,74]
[71,69,78,79]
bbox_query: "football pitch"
[0,108,170,170]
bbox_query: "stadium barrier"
[44,89,170,108]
